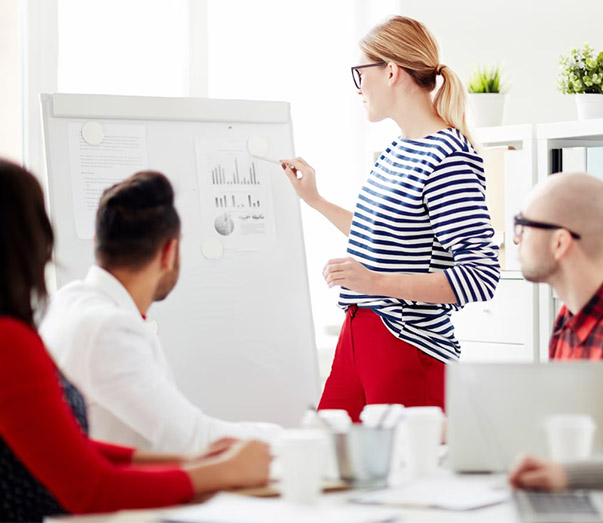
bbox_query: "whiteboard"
[40,93,319,427]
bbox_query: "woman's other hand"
[323,257,380,295]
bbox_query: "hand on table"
[219,440,272,489]
[198,438,240,459]
[508,455,568,491]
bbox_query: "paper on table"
[162,492,400,523]
[353,477,509,511]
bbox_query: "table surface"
[46,473,521,523]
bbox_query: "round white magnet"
[201,237,224,260]
[246,135,269,158]
[81,121,105,145]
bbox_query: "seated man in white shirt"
[41,170,280,453]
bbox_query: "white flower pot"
[467,93,506,128]
[575,94,603,120]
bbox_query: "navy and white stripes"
[339,128,500,363]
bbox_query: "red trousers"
[318,305,446,422]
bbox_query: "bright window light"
[57,0,189,96]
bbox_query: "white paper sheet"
[68,122,148,239]
[162,493,400,523]
[353,476,509,511]
[195,139,276,252]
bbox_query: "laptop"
[513,489,603,523]
[446,362,603,473]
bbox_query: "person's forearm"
[131,449,190,464]
[565,461,603,490]
[309,196,353,236]
[183,457,237,493]
[373,270,457,303]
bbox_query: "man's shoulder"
[51,276,129,313]
[42,279,141,340]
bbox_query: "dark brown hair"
[0,160,54,327]
[95,170,181,269]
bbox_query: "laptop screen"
[446,362,603,473]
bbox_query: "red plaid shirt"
[549,282,603,360]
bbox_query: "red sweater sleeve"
[92,440,135,465]
[0,318,194,514]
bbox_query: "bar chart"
[210,157,260,186]
[214,193,262,209]
[197,143,275,250]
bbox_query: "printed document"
[68,123,148,239]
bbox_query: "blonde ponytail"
[434,66,478,151]
[360,16,478,151]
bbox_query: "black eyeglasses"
[513,213,581,243]
[351,61,386,89]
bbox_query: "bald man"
[508,173,603,493]
[514,172,603,359]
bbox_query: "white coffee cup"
[317,409,353,430]
[403,406,443,479]
[545,414,596,463]
[301,409,351,480]
[359,404,405,428]
[277,429,326,505]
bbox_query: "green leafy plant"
[467,65,503,94]
[558,43,603,94]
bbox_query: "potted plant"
[558,43,603,120]
[467,65,506,128]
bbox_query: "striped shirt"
[339,128,500,363]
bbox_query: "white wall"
[399,0,603,125]
[0,0,21,163]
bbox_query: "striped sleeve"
[565,461,603,489]
[423,151,501,306]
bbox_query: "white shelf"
[476,123,534,148]
[537,118,603,142]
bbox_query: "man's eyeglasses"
[513,213,581,243]
[351,61,386,89]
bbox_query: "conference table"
[47,471,520,523]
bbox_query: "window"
[57,0,189,96]
[207,0,397,345]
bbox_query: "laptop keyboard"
[521,490,598,515]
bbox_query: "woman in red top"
[0,159,271,522]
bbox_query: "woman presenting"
[282,16,500,421]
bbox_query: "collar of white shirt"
[84,265,142,320]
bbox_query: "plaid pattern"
[549,282,603,360]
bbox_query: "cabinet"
[454,276,533,362]
[455,124,540,362]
